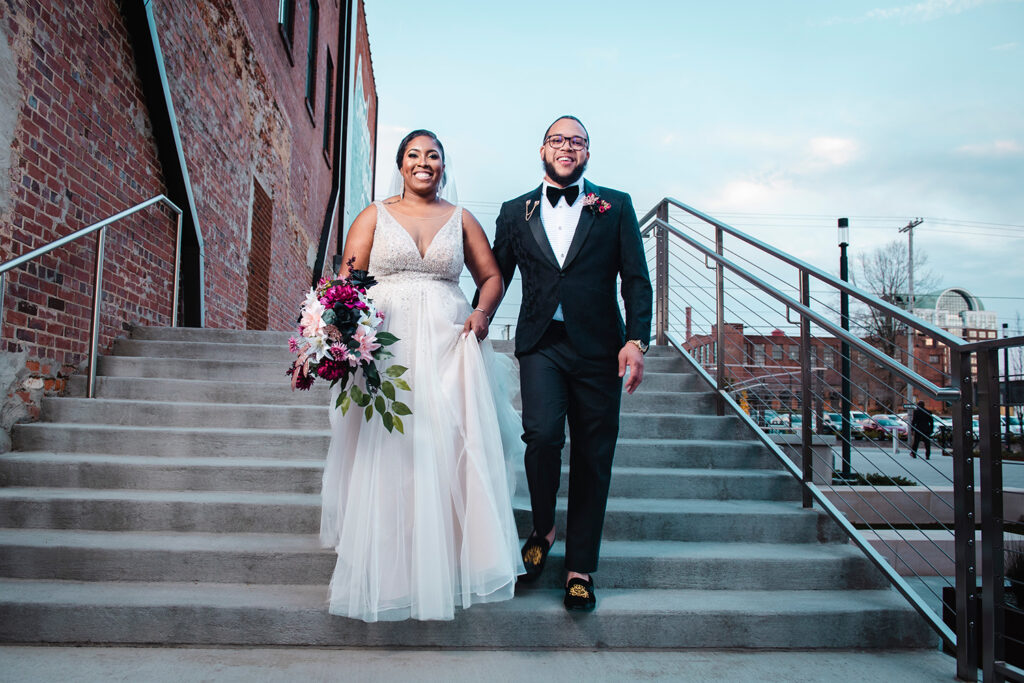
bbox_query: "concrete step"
[35,399,741,441]
[9,422,779,472]
[112,338,694,372]
[11,423,330,458]
[126,327,681,358]
[73,375,715,414]
[0,452,796,501]
[514,466,800,501]
[0,453,325,493]
[0,530,889,590]
[91,356,699,390]
[0,489,843,543]
[13,412,747,455]
[0,578,933,648]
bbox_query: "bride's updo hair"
[395,129,445,167]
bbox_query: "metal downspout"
[312,0,354,284]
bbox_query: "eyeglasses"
[544,134,588,151]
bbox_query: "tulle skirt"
[319,276,525,622]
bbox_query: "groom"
[490,115,652,611]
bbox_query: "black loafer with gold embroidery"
[519,533,551,583]
[563,576,596,611]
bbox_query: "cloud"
[956,139,1024,156]
[992,41,1019,50]
[806,137,860,167]
[821,0,1016,25]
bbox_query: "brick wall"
[1,0,172,370]
[0,0,376,446]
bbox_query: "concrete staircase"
[0,327,934,648]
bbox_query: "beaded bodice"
[369,202,463,284]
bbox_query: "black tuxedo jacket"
[492,180,652,359]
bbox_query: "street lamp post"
[1005,323,1011,444]
[839,218,852,480]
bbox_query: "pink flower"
[353,326,380,358]
[582,193,611,214]
[288,337,300,353]
[299,306,326,338]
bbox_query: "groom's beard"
[543,158,587,187]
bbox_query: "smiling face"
[399,135,445,197]
[541,117,590,188]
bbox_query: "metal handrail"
[640,197,967,348]
[0,195,183,397]
[643,196,983,680]
[663,329,957,647]
[646,217,960,401]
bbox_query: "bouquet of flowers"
[287,258,411,433]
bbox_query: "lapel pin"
[525,200,540,221]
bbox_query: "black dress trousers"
[518,321,622,574]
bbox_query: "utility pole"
[899,218,923,406]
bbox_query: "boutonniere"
[582,193,611,214]
[525,199,540,221]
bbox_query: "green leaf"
[385,365,408,378]
[393,378,411,392]
[374,395,386,413]
[364,363,380,387]
[350,384,365,404]
[393,415,404,434]
[382,412,393,433]
[364,404,374,421]
[322,309,336,325]
[392,401,411,416]
[381,381,395,400]
[376,331,399,346]
[337,391,352,415]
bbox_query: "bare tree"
[850,240,940,411]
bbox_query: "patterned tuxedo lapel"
[524,185,559,268]
[561,180,599,270]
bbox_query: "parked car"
[824,412,867,440]
[1002,415,1023,436]
[864,414,909,441]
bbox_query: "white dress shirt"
[540,177,585,322]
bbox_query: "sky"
[361,0,1024,334]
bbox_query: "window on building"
[754,345,765,365]
[929,355,939,363]
[278,0,295,63]
[772,345,783,361]
[246,178,273,330]
[788,345,799,361]
[322,50,334,162]
[305,0,320,121]
[824,346,834,367]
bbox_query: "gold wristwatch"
[626,339,649,355]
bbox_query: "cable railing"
[640,197,1024,683]
[0,195,183,398]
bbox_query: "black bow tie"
[546,185,579,207]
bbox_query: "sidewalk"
[0,646,955,682]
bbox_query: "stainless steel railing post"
[978,347,1005,682]
[171,211,183,327]
[953,348,979,681]
[799,271,813,508]
[714,224,725,416]
[87,227,107,399]
[655,201,669,346]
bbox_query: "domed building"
[912,287,999,341]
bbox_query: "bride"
[319,129,525,622]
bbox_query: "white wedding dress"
[320,201,525,622]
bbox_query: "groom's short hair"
[544,115,589,143]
